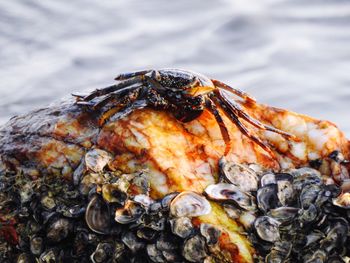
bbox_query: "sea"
[0,0,350,135]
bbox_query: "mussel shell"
[291,167,322,191]
[161,192,179,210]
[257,184,279,212]
[16,253,32,263]
[268,207,299,225]
[101,183,127,204]
[40,195,56,211]
[30,236,44,256]
[303,249,327,263]
[147,244,166,263]
[200,223,221,245]
[182,235,208,262]
[304,230,325,248]
[136,227,158,240]
[90,242,114,263]
[260,173,276,187]
[85,194,111,234]
[46,218,73,243]
[219,158,258,192]
[205,183,254,210]
[254,216,280,243]
[170,217,193,239]
[114,200,145,224]
[275,173,295,206]
[121,232,145,253]
[170,191,211,218]
[298,204,319,225]
[321,218,348,253]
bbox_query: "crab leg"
[98,87,146,126]
[220,92,298,141]
[108,99,148,123]
[115,70,153,80]
[213,91,276,159]
[78,76,144,102]
[91,85,143,110]
[205,97,231,155]
[212,79,256,103]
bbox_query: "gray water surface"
[1,0,350,135]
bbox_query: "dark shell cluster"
[214,156,350,263]
[1,147,350,263]
[0,149,220,263]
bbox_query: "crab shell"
[0,96,349,263]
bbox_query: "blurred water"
[0,0,350,135]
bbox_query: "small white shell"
[205,183,255,210]
[170,191,211,218]
[85,148,112,173]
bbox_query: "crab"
[76,69,296,156]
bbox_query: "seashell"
[16,253,32,263]
[204,183,255,210]
[101,183,127,204]
[222,203,241,220]
[291,167,322,191]
[60,204,85,218]
[170,217,193,239]
[30,236,44,256]
[147,244,166,263]
[136,227,158,241]
[332,192,350,209]
[113,241,126,261]
[170,191,211,218]
[320,218,348,253]
[161,192,179,210]
[40,195,56,211]
[238,211,257,230]
[275,173,295,206]
[257,184,279,213]
[133,194,154,208]
[20,182,34,203]
[156,233,179,252]
[85,148,112,173]
[162,250,182,262]
[46,218,73,243]
[304,249,327,263]
[130,172,150,195]
[254,216,280,243]
[121,232,145,253]
[260,173,276,187]
[219,157,258,192]
[39,249,58,262]
[140,212,166,232]
[299,184,322,209]
[114,200,145,224]
[265,241,291,263]
[85,194,110,234]
[298,204,319,225]
[90,242,114,263]
[182,235,208,262]
[268,207,299,225]
[200,223,221,246]
[305,230,325,248]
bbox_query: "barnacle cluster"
[1,146,350,262]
